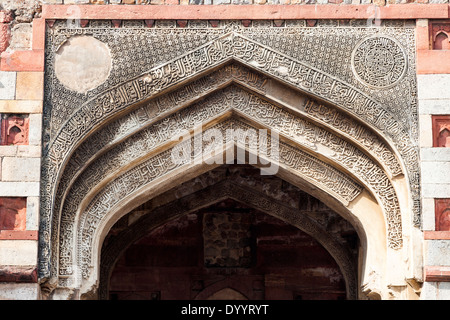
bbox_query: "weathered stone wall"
[0,0,44,301]
[418,68,450,300]
[203,211,253,268]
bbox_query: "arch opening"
[101,165,359,300]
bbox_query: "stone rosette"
[351,35,408,89]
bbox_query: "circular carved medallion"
[55,35,112,94]
[351,35,407,89]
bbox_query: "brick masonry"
[416,14,450,293]
[203,211,253,268]
[0,2,44,297]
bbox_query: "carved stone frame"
[39,21,422,300]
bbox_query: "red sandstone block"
[424,231,450,240]
[432,117,450,148]
[416,24,431,51]
[41,4,450,20]
[0,23,10,53]
[0,230,38,240]
[0,11,13,24]
[0,115,29,146]
[32,18,46,51]
[0,266,37,283]
[0,198,27,231]
[0,50,44,72]
[431,21,450,50]
[435,198,450,236]
[425,266,450,282]
[417,50,450,74]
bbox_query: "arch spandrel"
[46,32,413,164]
[40,21,420,298]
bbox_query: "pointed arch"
[39,31,418,300]
[98,179,359,300]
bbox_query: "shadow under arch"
[97,178,360,300]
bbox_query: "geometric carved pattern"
[351,35,407,89]
[52,66,403,249]
[52,64,268,229]
[39,21,419,291]
[71,119,364,281]
[54,115,406,288]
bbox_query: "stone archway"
[98,166,360,300]
[39,20,421,300]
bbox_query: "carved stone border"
[54,85,402,279]
[39,24,419,286]
[69,120,362,281]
